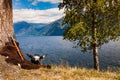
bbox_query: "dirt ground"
[0,41,51,69]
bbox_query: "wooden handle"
[10,36,24,61]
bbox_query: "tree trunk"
[0,0,14,48]
[92,0,100,71]
[93,43,99,71]
[92,25,99,71]
[92,24,100,71]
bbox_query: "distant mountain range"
[14,18,68,36]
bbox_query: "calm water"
[17,36,120,70]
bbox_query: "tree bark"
[0,0,14,48]
[92,21,100,71]
[93,41,99,71]
[92,21,99,71]
[92,0,100,71]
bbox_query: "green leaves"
[64,22,92,51]
[59,0,120,52]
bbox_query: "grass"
[1,66,120,80]
[0,55,120,80]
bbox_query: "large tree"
[0,0,14,48]
[59,0,120,70]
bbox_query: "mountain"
[14,18,68,36]
[40,18,68,36]
[14,21,47,36]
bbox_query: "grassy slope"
[0,55,120,80]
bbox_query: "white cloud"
[13,8,64,23]
[32,0,62,5]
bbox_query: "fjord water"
[17,36,120,70]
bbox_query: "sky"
[12,0,64,23]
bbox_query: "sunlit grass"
[1,65,120,80]
[4,65,118,80]
[0,55,120,80]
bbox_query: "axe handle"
[11,37,24,61]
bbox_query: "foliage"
[59,0,120,52]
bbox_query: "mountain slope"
[14,18,68,36]
[40,18,68,36]
[14,21,47,36]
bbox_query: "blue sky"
[12,0,64,23]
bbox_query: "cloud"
[32,0,62,5]
[13,8,64,23]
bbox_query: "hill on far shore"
[14,18,68,36]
